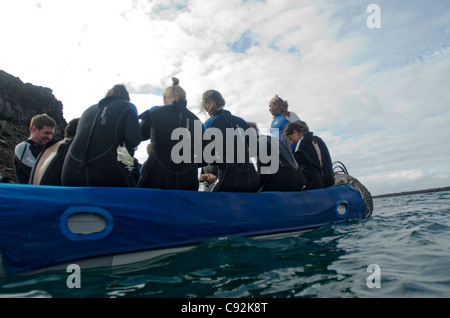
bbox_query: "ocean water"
[0,190,449,299]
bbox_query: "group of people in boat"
[13,78,335,192]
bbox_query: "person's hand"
[201,174,216,183]
[206,174,216,183]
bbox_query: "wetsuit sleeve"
[14,141,43,184]
[14,142,35,168]
[140,115,152,141]
[14,151,32,184]
[124,109,142,151]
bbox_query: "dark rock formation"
[0,70,67,183]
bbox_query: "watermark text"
[171,120,280,174]
[66,264,81,289]
[367,4,381,29]
[366,264,381,289]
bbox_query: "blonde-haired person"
[137,77,187,121]
[284,120,334,190]
[202,90,259,192]
[14,113,56,183]
[138,78,205,190]
[269,95,300,150]
[163,77,186,104]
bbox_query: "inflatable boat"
[0,174,372,275]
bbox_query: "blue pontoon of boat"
[0,171,372,275]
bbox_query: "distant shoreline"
[373,186,450,199]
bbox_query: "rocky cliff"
[0,70,67,183]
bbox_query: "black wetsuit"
[204,109,259,192]
[257,135,305,192]
[138,100,205,190]
[62,96,142,187]
[31,139,72,185]
[294,132,334,190]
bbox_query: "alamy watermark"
[367,4,381,29]
[366,264,381,289]
[66,263,382,290]
[170,120,280,174]
[66,264,81,289]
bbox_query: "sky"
[1,0,449,196]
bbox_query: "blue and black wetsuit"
[204,109,259,193]
[62,96,142,187]
[138,100,205,190]
[294,132,334,190]
[270,112,300,151]
[270,113,290,139]
[257,135,305,192]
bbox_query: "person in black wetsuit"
[284,120,334,190]
[248,122,304,192]
[61,85,142,187]
[14,114,56,184]
[30,118,79,185]
[137,78,205,191]
[202,90,259,192]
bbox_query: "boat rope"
[333,161,373,217]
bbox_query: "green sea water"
[1,190,449,300]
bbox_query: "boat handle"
[59,206,114,241]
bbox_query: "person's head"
[163,77,186,105]
[283,120,309,145]
[269,95,290,117]
[29,114,56,146]
[248,121,259,138]
[106,84,130,101]
[64,118,79,140]
[201,90,226,117]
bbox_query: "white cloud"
[326,52,450,194]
